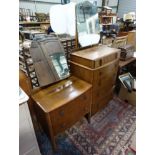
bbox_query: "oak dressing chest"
[70,45,120,115]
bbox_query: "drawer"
[70,55,93,68]
[93,85,115,103]
[50,90,91,135]
[94,53,118,68]
[93,59,119,81]
[70,61,93,83]
[91,90,113,115]
[93,72,117,91]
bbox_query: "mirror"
[75,1,100,47]
[30,35,70,87]
[50,53,69,79]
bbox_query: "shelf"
[19,21,50,25]
[119,57,136,68]
[101,15,116,17]
[102,23,113,26]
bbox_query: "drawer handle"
[97,92,100,97]
[59,110,64,116]
[97,103,100,108]
[60,124,65,129]
[99,71,102,76]
[83,95,87,100]
[99,59,102,66]
[98,80,101,86]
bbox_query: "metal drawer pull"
[60,124,65,128]
[99,59,102,66]
[97,103,100,108]
[83,95,87,100]
[98,80,101,86]
[97,92,100,97]
[99,71,102,76]
[59,110,64,116]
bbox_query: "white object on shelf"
[19,88,41,155]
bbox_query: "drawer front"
[93,72,117,91]
[70,61,93,83]
[94,59,119,81]
[70,55,93,68]
[93,84,115,103]
[91,90,113,115]
[50,90,91,135]
[94,53,118,68]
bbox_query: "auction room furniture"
[127,30,136,51]
[19,88,41,155]
[70,45,120,115]
[31,76,92,151]
[19,21,50,30]
[119,57,136,68]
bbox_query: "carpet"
[36,97,136,155]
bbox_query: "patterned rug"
[36,97,136,155]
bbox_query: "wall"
[19,0,61,14]
[19,0,120,14]
[19,0,103,14]
[117,0,136,18]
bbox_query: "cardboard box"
[118,73,136,106]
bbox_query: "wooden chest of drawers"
[70,45,120,115]
[31,76,92,151]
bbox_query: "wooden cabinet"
[70,45,120,115]
[31,76,92,151]
[127,30,136,51]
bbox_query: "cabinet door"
[19,103,41,155]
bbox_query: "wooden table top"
[119,57,136,68]
[71,45,120,61]
[31,76,92,113]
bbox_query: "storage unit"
[31,76,92,151]
[127,30,136,51]
[70,45,120,115]
[119,44,135,61]
[19,21,50,30]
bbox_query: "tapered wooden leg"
[46,113,57,152]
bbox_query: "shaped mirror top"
[76,1,100,47]
[30,35,70,87]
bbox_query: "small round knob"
[83,95,87,100]
[98,80,101,86]
[60,124,65,129]
[59,110,64,116]
[99,71,102,76]
[97,92,100,97]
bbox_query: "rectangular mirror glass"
[50,53,70,79]
[76,1,100,47]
